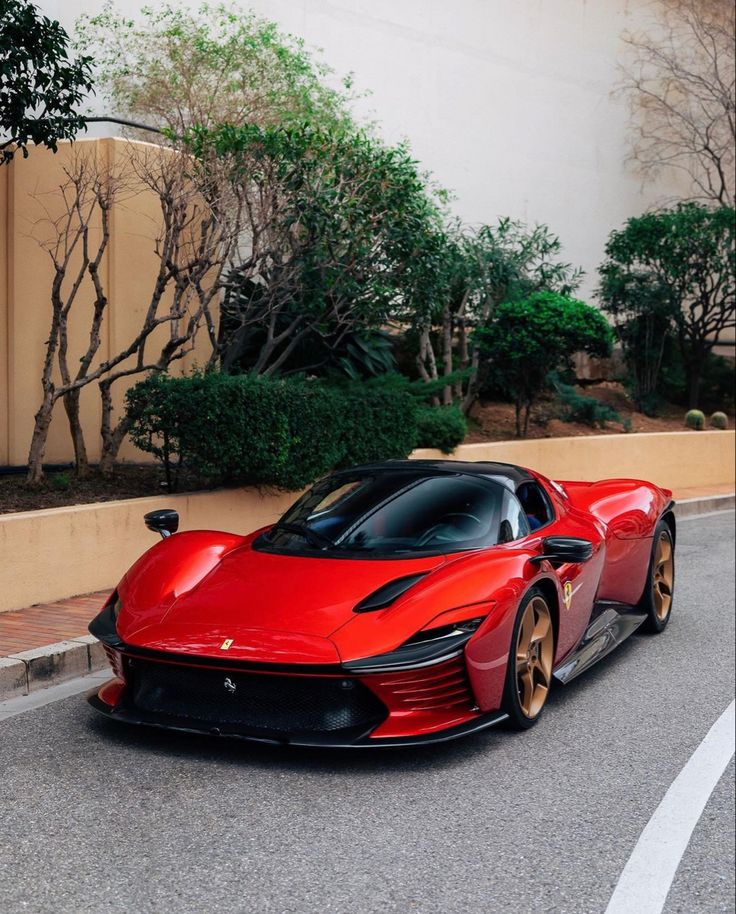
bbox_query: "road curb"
[674,493,735,517]
[0,493,733,704]
[3,637,107,701]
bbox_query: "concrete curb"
[674,493,735,517]
[0,494,733,704]
[3,635,107,700]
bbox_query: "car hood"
[120,543,446,662]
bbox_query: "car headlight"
[89,591,125,647]
[342,614,488,674]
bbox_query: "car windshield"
[256,470,529,557]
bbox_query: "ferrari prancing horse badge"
[563,581,573,610]
[220,638,234,650]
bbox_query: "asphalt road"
[1,512,734,914]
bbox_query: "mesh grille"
[126,658,386,735]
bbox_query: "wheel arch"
[533,576,560,648]
[660,504,677,546]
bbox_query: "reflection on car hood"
[120,543,446,647]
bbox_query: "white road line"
[0,669,109,721]
[604,699,736,914]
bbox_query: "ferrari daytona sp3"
[89,460,676,746]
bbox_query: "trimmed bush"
[685,409,705,430]
[337,387,418,468]
[415,406,468,453]
[710,411,729,430]
[126,372,418,490]
[553,380,621,429]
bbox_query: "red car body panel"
[89,461,674,746]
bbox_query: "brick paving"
[0,590,110,657]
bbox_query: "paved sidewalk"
[0,590,110,658]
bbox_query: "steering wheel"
[415,512,485,547]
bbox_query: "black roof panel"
[334,459,534,491]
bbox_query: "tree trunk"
[26,393,56,485]
[98,380,133,478]
[99,416,132,478]
[441,303,453,406]
[514,401,523,438]
[63,388,90,477]
[687,366,702,409]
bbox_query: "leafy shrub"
[415,406,468,453]
[685,409,705,430]
[336,386,418,468]
[552,379,621,428]
[710,411,729,430]
[476,292,613,437]
[126,373,418,490]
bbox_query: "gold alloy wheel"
[515,596,554,718]
[652,531,674,621]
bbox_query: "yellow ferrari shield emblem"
[563,582,573,611]
[220,638,234,650]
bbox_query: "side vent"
[353,573,429,613]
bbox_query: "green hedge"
[126,373,422,490]
[415,406,467,453]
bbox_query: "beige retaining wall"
[415,430,736,493]
[0,430,733,614]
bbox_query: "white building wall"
[39,0,685,298]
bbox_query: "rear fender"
[559,479,673,605]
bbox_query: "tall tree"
[185,122,445,378]
[75,1,352,138]
[600,204,735,408]
[26,143,243,483]
[620,0,735,205]
[0,0,93,162]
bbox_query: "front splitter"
[88,689,508,748]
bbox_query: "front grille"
[125,658,386,735]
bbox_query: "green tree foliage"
[599,204,735,408]
[125,373,419,491]
[476,292,613,437]
[408,218,582,411]
[598,268,676,415]
[186,122,446,376]
[75,1,351,136]
[0,0,93,162]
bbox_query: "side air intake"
[353,573,429,613]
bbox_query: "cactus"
[685,409,705,430]
[710,411,729,430]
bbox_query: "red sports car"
[89,460,676,746]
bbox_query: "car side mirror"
[530,536,593,566]
[144,509,179,539]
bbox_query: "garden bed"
[1,382,731,515]
[0,465,189,515]
[467,382,732,442]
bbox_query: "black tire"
[502,586,555,730]
[639,519,675,634]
